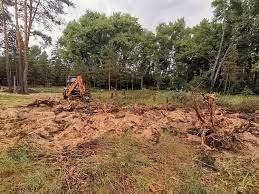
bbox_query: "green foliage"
[1,1,258,93]
[0,144,63,193]
[0,56,7,85]
[217,94,259,113]
[28,46,49,86]
[0,93,32,107]
[81,133,153,193]
[188,73,210,90]
[27,45,70,86]
[241,86,254,96]
[59,11,145,89]
[57,5,259,93]
[211,0,259,93]
[7,144,32,164]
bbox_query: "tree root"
[27,99,57,107]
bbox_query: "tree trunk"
[156,80,160,90]
[23,0,29,94]
[227,80,231,94]
[13,48,18,89]
[21,0,39,94]
[131,76,134,90]
[211,21,225,85]
[1,0,11,92]
[224,74,229,93]
[216,79,223,92]
[211,42,234,90]
[141,76,144,90]
[15,0,24,92]
[253,72,258,92]
[108,70,111,91]
[13,76,17,93]
[28,0,40,42]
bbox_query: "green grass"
[77,130,259,193]
[1,89,258,112]
[80,132,154,193]
[0,133,257,193]
[92,90,259,112]
[217,95,259,113]
[0,144,63,193]
[0,93,32,108]
[79,131,212,193]
[216,157,259,193]
[33,87,63,93]
[92,90,196,108]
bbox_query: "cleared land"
[0,89,258,193]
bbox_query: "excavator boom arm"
[65,75,86,97]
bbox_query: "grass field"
[1,88,259,112]
[0,89,258,193]
[0,131,257,193]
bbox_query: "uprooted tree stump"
[191,89,219,150]
[190,90,247,151]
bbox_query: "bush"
[241,86,254,96]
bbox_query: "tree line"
[0,0,74,93]
[1,0,259,94]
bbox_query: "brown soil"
[0,99,258,156]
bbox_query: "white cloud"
[65,0,213,30]
[40,0,214,53]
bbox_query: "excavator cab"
[63,75,90,101]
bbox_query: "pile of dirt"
[0,99,258,155]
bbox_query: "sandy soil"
[0,99,258,157]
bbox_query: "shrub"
[241,86,254,96]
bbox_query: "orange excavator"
[63,75,90,101]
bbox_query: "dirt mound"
[0,99,258,155]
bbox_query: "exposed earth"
[0,99,258,154]
[0,95,258,193]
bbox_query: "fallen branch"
[27,99,57,107]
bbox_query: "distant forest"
[0,0,258,94]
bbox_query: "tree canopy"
[0,0,258,94]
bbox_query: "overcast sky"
[67,0,213,29]
[40,0,214,51]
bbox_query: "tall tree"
[14,0,23,91]
[0,0,11,91]
[211,0,258,91]
[60,11,143,88]
[23,0,29,93]
[19,0,74,93]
